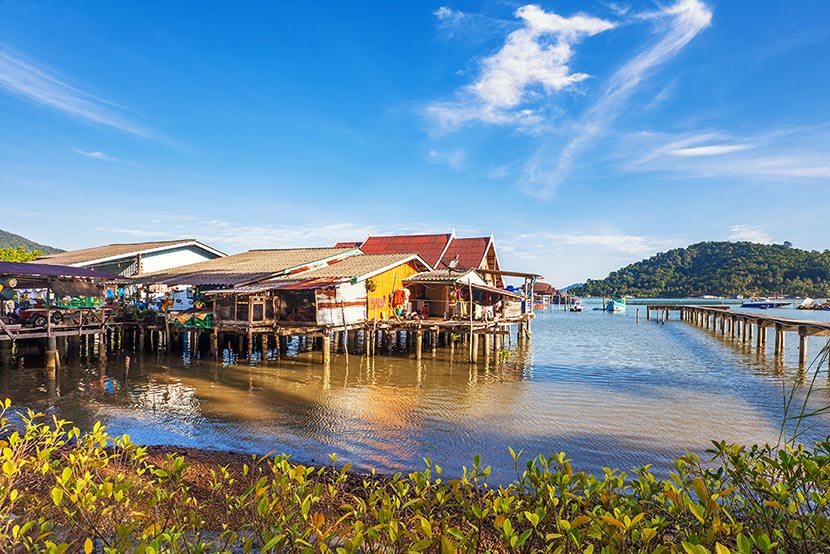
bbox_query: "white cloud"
[668,144,754,157]
[519,0,712,197]
[427,147,467,170]
[728,225,773,244]
[427,5,615,130]
[624,127,830,179]
[0,46,152,137]
[498,229,687,285]
[72,148,118,161]
[488,165,510,180]
[608,3,630,16]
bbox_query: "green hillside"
[0,229,62,255]
[573,241,830,298]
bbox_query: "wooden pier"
[647,304,830,366]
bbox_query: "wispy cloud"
[624,127,830,179]
[0,46,153,138]
[72,148,119,161]
[427,5,615,130]
[668,144,754,157]
[519,0,712,197]
[427,148,468,170]
[728,225,773,244]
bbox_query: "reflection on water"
[2,298,829,482]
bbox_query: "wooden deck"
[647,304,830,365]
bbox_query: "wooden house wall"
[366,261,421,320]
[315,282,366,327]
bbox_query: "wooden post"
[45,335,59,370]
[415,329,423,360]
[774,324,784,356]
[322,332,331,366]
[798,329,808,366]
[470,333,479,363]
[261,334,269,361]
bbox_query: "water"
[2,298,829,483]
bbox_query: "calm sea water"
[2,298,829,482]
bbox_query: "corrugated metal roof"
[135,248,359,286]
[404,268,479,283]
[35,240,225,266]
[359,234,450,268]
[275,253,424,280]
[0,261,119,280]
[439,237,491,270]
[204,254,426,294]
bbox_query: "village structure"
[0,232,541,369]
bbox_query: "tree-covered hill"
[0,229,62,254]
[572,241,830,298]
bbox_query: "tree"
[0,247,43,262]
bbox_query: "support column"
[470,333,479,363]
[322,333,331,366]
[415,330,423,360]
[774,324,784,356]
[798,330,808,366]
[261,334,269,361]
[45,335,59,370]
[0,341,12,366]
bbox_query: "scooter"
[13,307,64,327]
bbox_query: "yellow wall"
[366,261,421,320]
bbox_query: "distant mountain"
[0,229,63,254]
[560,283,585,292]
[572,241,830,298]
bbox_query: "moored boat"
[741,297,791,309]
[570,299,584,312]
[605,295,626,312]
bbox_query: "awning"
[204,277,345,295]
[48,279,103,297]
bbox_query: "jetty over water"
[647,304,830,366]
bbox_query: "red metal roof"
[359,234,451,268]
[440,237,491,270]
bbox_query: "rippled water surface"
[2,299,829,482]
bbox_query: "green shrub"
[0,398,828,553]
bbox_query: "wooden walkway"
[647,304,830,365]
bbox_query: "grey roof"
[135,248,360,287]
[35,240,225,266]
[271,253,426,281]
[403,268,479,283]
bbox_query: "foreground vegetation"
[1,401,828,553]
[574,241,830,298]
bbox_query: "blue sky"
[1,1,828,286]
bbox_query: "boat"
[570,299,584,312]
[605,295,626,312]
[741,297,791,309]
[797,298,815,310]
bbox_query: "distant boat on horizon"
[741,297,790,309]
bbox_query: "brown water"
[2,299,829,482]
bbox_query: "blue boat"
[606,295,626,312]
[741,297,790,309]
